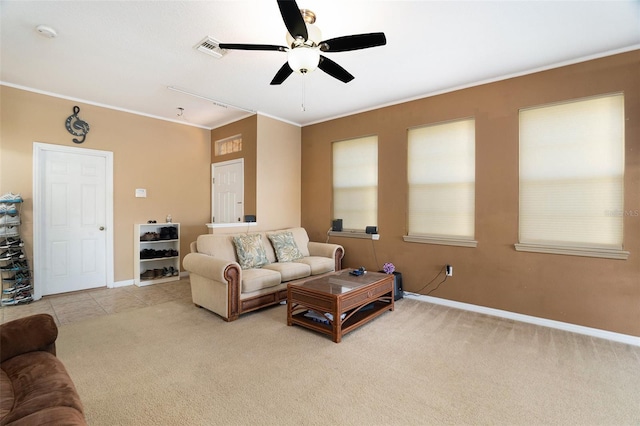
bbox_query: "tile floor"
[0,279,192,326]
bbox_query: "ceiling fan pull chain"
[301,73,306,112]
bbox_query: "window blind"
[407,118,475,239]
[519,93,624,249]
[333,136,378,230]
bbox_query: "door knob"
[99,226,105,231]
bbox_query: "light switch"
[135,188,147,198]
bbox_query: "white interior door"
[34,143,113,297]
[212,159,244,223]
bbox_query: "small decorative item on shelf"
[382,262,395,274]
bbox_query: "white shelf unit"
[134,223,180,286]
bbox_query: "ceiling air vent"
[194,36,227,59]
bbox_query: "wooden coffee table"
[287,269,394,343]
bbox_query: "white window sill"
[515,243,629,260]
[329,230,379,240]
[206,222,257,229]
[403,235,478,248]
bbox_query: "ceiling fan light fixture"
[286,22,322,47]
[287,46,320,74]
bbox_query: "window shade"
[333,136,378,230]
[407,118,475,239]
[519,93,624,249]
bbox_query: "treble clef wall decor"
[65,106,90,144]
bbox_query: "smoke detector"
[36,25,57,38]
[194,36,227,59]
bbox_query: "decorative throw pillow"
[268,231,304,263]
[233,233,269,269]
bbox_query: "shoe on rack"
[141,270,155,280]
[0,250,25,261]
[0,226,19,237]
[140,232,159,241]
[0,192,22,203]
[0,260,28,271]
[15,282,32,292]
[159,227,171,240]
[2,286,16,295]
[1,297,17,305]
[0,237,24,248]
[0,215,20,225]
[14,292,33,303]
[6,271,31,282]
[0,204,18,215]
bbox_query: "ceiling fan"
[219,0,386,85]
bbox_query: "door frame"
[32,142,115,300]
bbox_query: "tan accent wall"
[211,115,257,219]
[301,50,640,336]
[0,85,211,283]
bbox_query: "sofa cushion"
[241,268,281,293]
[286,227,311,257]
[295,256,335,275]
[1,351,84,425]
[233,234,270,270]
[195,234,237,262]
[263,262,311,282]
[268,231,304,262]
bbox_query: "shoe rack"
[134,223,180,286]
[1,197,33,306]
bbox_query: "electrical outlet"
[446,264,453,277]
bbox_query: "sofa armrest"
[183,252,243,321]
[0,314,58,363]
[308,242,344,271]
[183,252,238,282]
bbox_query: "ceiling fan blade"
[277,0,308,41]
[318,56,354,83]
[270,62,294,85]
[320,32,387,52]
[219,43,287,52]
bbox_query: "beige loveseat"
[183,227,344,321]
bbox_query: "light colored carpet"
[56,297,640,425]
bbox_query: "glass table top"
[294,270,389,294]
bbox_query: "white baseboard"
[111,279,134,288]
[112,273,187,288]
[404,292,640,347]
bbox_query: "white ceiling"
[2,0,639,130]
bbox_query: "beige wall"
[301,50,640,336]
[255,115,301,231]
[0,86,211,283]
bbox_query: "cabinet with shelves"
[134,223,180,286]
[1,194,33,306]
